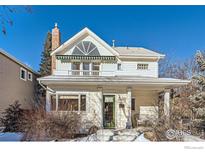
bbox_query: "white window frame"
[20,67,27,81]
[28,72,32,81]
[54,91,88,112]
[137,63,149,70]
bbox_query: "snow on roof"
[114,47,165,58]
[38,75,190,87]
[0,49,39,75]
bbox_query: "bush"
[22,106,47,141]
[22,107,83,141]
[0,101,24,132]
[46,112,81,139]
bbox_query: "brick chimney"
[52,23,61,50]
[51,23,61,74]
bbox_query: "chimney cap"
[55,22,58,28]
[112,40,115,47]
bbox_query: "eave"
[38,76,190,89]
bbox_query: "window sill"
[20,77,27,81]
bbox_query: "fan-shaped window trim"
[73,41,100,56]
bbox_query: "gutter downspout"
[38,80,56,94]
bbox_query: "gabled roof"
[114,47,165,58]
[51,27,165,59]
[50,27,119,56]
[0,49,39,75]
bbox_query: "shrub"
[88,125,99,135]
[22,106,47,141]
[46,112,81,139]
[22,107,83,141]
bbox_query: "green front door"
[103,95,115,128]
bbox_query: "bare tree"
[0,6,32,35]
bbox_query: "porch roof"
[37,75,190,89]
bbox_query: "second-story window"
[20,67,27,81]
[72,62,80,75]
[137,64,149,70]
[28,72,32,81]
[83,62,90,76]
[92,63,100,76]
[117,63,122,70]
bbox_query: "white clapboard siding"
[115,61,158,77]
[55,60,159,77]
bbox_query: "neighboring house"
[0,49,38,116]
[38,24,190,129]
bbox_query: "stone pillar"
[127,87,132,129]
[164,89,170,121]
[97,87,103,128]
[46,90,51,112]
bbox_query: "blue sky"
[1,5,205,71]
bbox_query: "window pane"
[58,95,79,111]
[83,63,90,70]
[117,64,122,70]
[131,98,135,110]
[21,70,25,79]
[80,95,86,111]
[92,63,100,76]
[28,73,32,80]
[72,63,80,70]
[92,63,100,71]
[137,64,148,70]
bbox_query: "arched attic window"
[72,41,100,56]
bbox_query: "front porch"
[45,85,172,129]
[37,75,189,130]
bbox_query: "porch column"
[164,89,170,121]
[56,93,59,111]
[46,90,51,112]
[127,87,132,128]
[97,87,103,128]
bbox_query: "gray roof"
[114,47,165,58]
[0,49,39,75]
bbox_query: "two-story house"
[38,24,189,129]
[0,49,39,117]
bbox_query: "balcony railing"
[54,70,115,76]
[69,70,100,76]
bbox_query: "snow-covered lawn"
[0,133,24,141]
[183,133,205,142]
[58,129,151,142]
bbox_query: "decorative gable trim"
[56,55,117,63]
[50,27,119,56]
